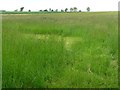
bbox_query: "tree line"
[15,7,90,12]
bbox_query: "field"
[2,12,118,88]
[0,14,2,90]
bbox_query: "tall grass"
[2,12,118,88]
[0,14,2,89]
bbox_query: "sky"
[0,0,120,12]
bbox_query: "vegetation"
[2,12,118,88]
[61,9,64,12]
[87,7,90,12]
[0,15,2,90]
[14,9,18,12]
[28,10,31,12]
[70,8,73,12]
[20,7,24,12]
[0,6,90,14]
[73,7,77,12]
[65,8,68,12]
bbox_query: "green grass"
[0,14,2,89]
[2,12,118,88]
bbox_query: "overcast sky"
[0,0,119,12]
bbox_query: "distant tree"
[20,7,24,12]
[14,9,18,12]
[87,7,90,12]
[39,10,42,12]
[73,7,77,12]
[44,9,48,12]
[65,8,68,12]
[51,9,54,12]
[0,10,6,13]
[49,8,52,12]
[55,9,58,12]
[28,10,31,12]
[70,8,73,12]
[79,10,81,12]
[61,9,64,12]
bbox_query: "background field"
[0,14,2,89]
[2,12,118,88]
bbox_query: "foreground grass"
[0,14,2,89]
[2,12,118,88]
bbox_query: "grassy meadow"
[2,12,118,88]
[0,14,2,89]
